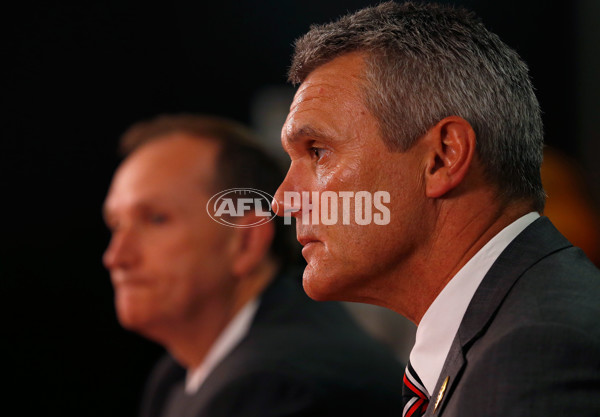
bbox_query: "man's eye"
[148,213,168,224]
[310,147,325,160]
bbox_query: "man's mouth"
[297,235,318,246]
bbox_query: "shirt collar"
[409,212,539,395]
[185,297,260,394]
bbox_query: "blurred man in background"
[103,114,406,417]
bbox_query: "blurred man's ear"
[230,216,276,278]
[423,116,476,198]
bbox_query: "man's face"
[274,52,430,304]
[103,134,237,339]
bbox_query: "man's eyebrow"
[286,125,330,144]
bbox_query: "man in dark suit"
[102,114,406,416]
[272,2,600,416]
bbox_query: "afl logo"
[206,188,278,228]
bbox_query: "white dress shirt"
[185,298,260,394]
[409,212,539,396]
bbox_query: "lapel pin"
[434,376,449,413]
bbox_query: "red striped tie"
[402,362,429,417]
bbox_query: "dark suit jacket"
[139,269,405,417]
[426,217,600,416]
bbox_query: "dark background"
[6,1,599,416]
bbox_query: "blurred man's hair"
[120,113,298,266]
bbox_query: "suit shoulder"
[252,274,406,377]
[202,367,405,417]
[458,322,600,416]
[494,245,600,339]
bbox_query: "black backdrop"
[6,1,598,416]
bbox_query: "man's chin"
[117,313,167,344]
[116,310,146,333]
[115,301,155,335]
[301,263,346,302]
[302,282,332,301]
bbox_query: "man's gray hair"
[289,1,545,211]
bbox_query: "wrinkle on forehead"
[292,78,363,113]
[290,52,368,110]
[281,52,374,151]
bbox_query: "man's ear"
[230,216,275,278]
[422,116,476,198]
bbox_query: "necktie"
[402,361,429,417]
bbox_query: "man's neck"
[386,196,535,324]
[154,259,279,369]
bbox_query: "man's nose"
[103,227,139,271]
[273,168,303,218]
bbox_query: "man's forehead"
[281,122,332,146]
[288,54,367,117]
[292,80,338,104]
[103,171,210,223]
[105,137,216,209]
[283,72,369,145]
[291,76,362,110]
[103,190,164,219]
[103,164,172,214]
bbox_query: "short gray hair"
[289,1,545,211]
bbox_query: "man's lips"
[300,241,319,260]
[297,235,321,260]
[110,274,152,287]
[297,236,318,246]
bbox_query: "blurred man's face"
[103,134,238,339]
[274,52,429,303]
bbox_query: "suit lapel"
[426,217,571,415]
[140,356,186,417]
[178,271,302,416]
[423,340,465,417]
